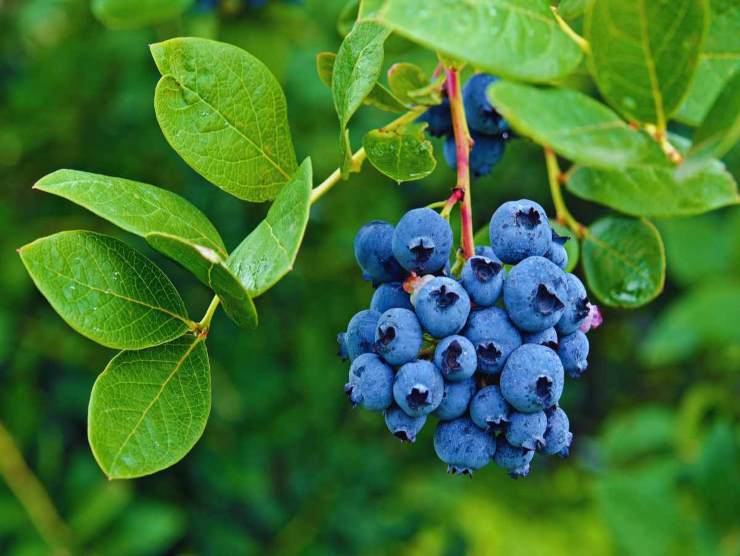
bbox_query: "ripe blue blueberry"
[417,96,452,137]
[522,327,559,350]
[463,306,522,374]
[555,273,590,335]
[414,277,471,338]
[345,353,394,411]
[475,245,496,259]
[337,332,349,361]
[434,417,496,475]
[505,411,547,451]
[433,335,477,382]
[443,132,506,178]
[392,208,453,274]
[541,406,573,457]
[493,436,534,478]
[489,199,551,264]
[460,255,504,306]
[370,282,413,313]
[345,309,381,360]
[384,405,427,443]
[557,331,589,378]
[470,385,510,431]
[354,221,405,284]
[500,344,564,413]
[503,256,568,332]
[434,377,477,421]
[462,73,508,136]
[374,308,423,366]
[545,228,569,270]
[393,360,445,417]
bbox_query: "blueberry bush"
[2,0,739,553]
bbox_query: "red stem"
[445,68,475,259]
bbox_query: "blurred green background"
[1,1,739,554]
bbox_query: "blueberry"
[493,436,534,478]
[417,96,452,137]
[489,200,551,264]
[433,417,496,475]
[500,344,564,413]
[434,377,477,421]
[433,335,477,382]
[460,255,504,306]
[443,132,506,178]
[345,309,381,360]
[522,327,559,350]
[337,332,349,361]
[392,208,453,274]
[556,273,590,335]
[374,308,423,366]
[354,221,406,284]
[475,245,496,259]
[545,228,569,270]
[505,411,547,451]
[557,331,589,378]
[463,306,522,374]
[470,385,510,431]
[541,406,573,457]
[393,360,445,417]
[503,256,568,332]
[345,353,394,411]
[414,277,471,338]
[462,73,508,136]
[370,282,413,313]
[384,405,427,443]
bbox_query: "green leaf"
[337,0,360,36]
[88,335,210,479]
[227,159,312,297]
[146,234,257,329]
[367,0,582,83]
[641,282,740,366]
[557,0,589,20]
[387,63,437,106]
[34,170,227,283]
[363,122,436,182]
[676,0,740,125]
[151,37,297,203]
[585,0,707,127]
[19,231,192,349]
[582,216,665,307]
[567,141,739,217]
[551,222,579,273]
[91,0,193,29]
[317,52,405,113]
[488,81,648,167]
[332,21,391,175]
[685,71,740,166]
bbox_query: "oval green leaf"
[585,0,707,127]
[146,234,257,329]
[363,122,436,182]
[227,158,312,297]
[19,231,192,349]
[151,38,297,203]
[687,70,740,163]
[88,335,210,479]
[369,0,582,83]
[676,0,740,125]
[387,62,436,106]
[488,81,648,167]
[34,169,227,282]
[582,216,665,308]
[92,0,193,29]
[567,141,739,217]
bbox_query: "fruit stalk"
[544,147,585,238]
[445,67,475,259]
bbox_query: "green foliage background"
[0,0,738,554]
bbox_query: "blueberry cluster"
[419,73,511,179]
[339,200,599,478]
